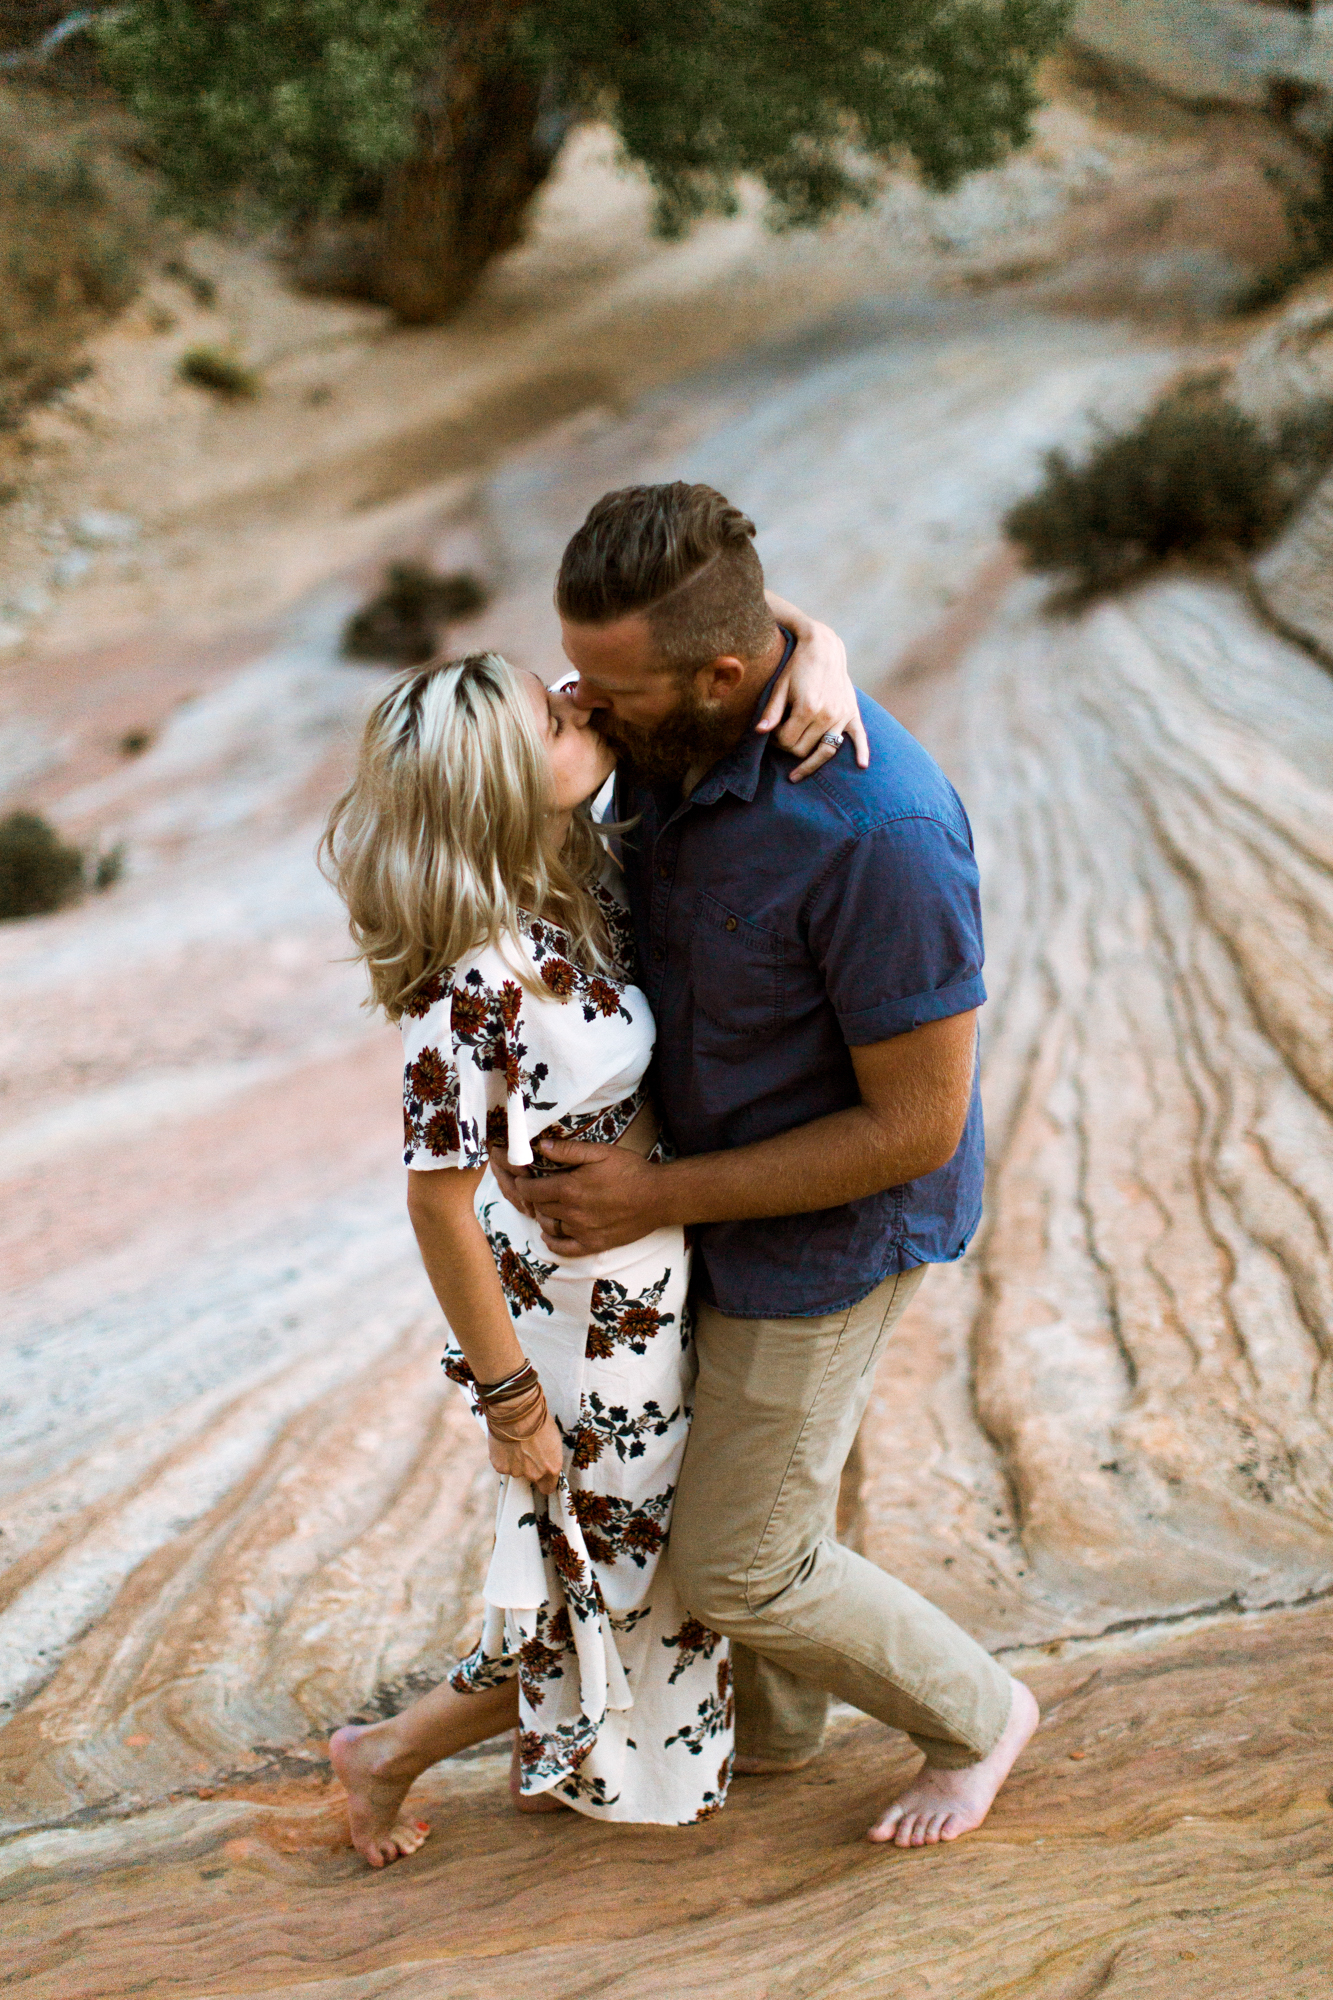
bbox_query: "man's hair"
[556,482,777,673]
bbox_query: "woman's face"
[521,670,616,811]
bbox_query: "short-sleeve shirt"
[614,651,986,1318]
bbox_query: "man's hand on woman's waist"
[490,1010,978,1257]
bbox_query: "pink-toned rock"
[5,1602,1331,1999]
[4,84,1333,1998]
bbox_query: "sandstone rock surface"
[3,138,1333,1998]
[6,1603,1331,1999]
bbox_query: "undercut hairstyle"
[556,482,778,674]
[320,652,613,1020]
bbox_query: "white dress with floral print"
[401,872,733,1825]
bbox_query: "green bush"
[178,345,261,397]
[0,810,85,920]
[98,0,433,228]
[342,564,489,664]
[1004,375,1333,603]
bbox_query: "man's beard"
[594,685,742,785]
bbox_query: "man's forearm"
[516,1012,978,1255]
[653,1102,951,1228]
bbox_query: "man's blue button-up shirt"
[614,653,986,1319]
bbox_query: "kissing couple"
[321,480,1038,1865]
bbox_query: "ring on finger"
[821,731,844,751]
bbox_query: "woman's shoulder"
[399,937,523,1032]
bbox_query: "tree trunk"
[374,0,569,325]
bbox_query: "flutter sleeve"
[400,963,547,1170]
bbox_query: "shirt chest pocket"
[690,893,785,1036]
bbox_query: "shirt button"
[725,917,738,932]
[653,946,664,962]
[658,865,670,880]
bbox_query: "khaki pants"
[669,1266,1014,1770]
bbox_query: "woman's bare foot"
[329,1724,431,1868]
[867,1680,1039,1849]
[509,1731,567,1814]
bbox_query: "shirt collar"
[685,626,797,809]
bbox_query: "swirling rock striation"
[2,289,1333,1990]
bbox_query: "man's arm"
[495,1010,977,1257]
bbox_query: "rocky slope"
[2,64,1333,2000]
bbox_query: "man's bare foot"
[867,1680,1039,1849]
[731,1752,817,1775]
[509,1732,567,1814]
[329,1724,431,1868]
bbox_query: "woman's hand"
[487,1408,564,1496]
[760,592,870,781]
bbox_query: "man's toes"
[868,1810,902,1844]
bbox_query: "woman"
[322,616,857,1866]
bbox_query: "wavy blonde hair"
[321,651,614,1020]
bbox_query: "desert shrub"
[92,843,126,891]
[178,345,260,398]
[1004,375,1333,603]
[342,564,489,664]
[0,810,84,919]
[0,84,156,426]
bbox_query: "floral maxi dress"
[400,877,733,1824]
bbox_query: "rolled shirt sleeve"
[807,813,987,1047]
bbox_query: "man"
[495,482,1037,1846]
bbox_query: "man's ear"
[697,655,748,702]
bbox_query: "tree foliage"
[96,0,1072,317]
[102,0,1069,226]
[99,0,434,224]
[529,0,1073,235]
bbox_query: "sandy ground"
[3,55,1333,2000]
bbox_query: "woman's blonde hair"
[321,651,614,1020]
